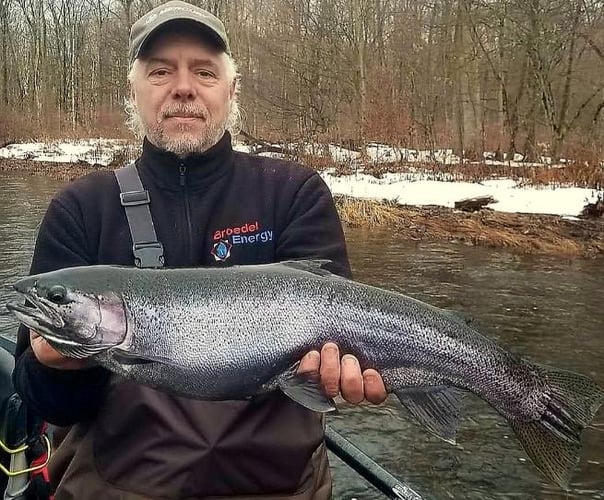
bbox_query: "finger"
[298,350,320,374]
[31,336,62,364]
[30,334,53,357]
[340,355,364,404]
[30,332,90,370]
[320,342,340,398]
[363,369,388,404]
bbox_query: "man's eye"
[151,69,169,77]
[197,70,216,78]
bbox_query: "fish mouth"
[7,291,66,332]
[7,294,100,356]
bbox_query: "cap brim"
[134,19,228,62]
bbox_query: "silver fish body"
[7,260,604,489]
[107,264,537,417]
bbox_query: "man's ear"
[229,80,236,100]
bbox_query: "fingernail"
[324,344,338,354]
[364,374,376,384]
[343,355,357,366]
[307,351,319,359]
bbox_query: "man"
[13,2,386,498]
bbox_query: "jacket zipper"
[179,164,193,264]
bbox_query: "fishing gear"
[325,425,426,500]
[0,342,53,500]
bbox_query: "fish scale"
[6,260,604,490]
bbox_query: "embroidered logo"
[210,220,273,260]
[211,239,232,262]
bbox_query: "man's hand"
[298,342,387,404]
[30,330,90,370]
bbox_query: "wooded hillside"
[1,0,603,161]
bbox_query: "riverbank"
[335,196,604,258]
[2,157,603,258]
[0,157,111,181]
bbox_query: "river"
[0,171,602,499]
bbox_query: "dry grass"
[335,196,604,258]
[2,157,603,259]
[334,196,402,227]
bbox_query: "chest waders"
[113,164,426,500]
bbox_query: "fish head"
[7,266,128,358]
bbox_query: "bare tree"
[0,0,602,160]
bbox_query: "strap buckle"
[120,190,150,207]
[133,242,164,268]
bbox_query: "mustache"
[160,105,207,120]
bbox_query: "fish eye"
[47,285,68,304]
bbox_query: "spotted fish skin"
[7,261,604,489]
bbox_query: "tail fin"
[511,365,604,490]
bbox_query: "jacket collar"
[138,132,234,191]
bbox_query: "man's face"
[130,30,235,156]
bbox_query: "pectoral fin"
[279,369,337,413]
[110,348,177,367]
[394,386,464,444]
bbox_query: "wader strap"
[114,164,164,268]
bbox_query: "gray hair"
[125,52,242,139]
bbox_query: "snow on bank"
[0,138,571,167]
[0,140,274,164]
[321,171,602,218]
[0,139,132,166]
[1,139,601,217]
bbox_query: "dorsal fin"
[280,259,334,277]
[444,309,474,327]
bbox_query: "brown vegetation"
[323,156,604,190]
[334,196,604,258]
[1,1,603,163]
[334,197,403,227]
[3,156,601,259]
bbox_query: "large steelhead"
[7,260,604,489]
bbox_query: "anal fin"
[395,386,463,444]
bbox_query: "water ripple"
[0,172,602,498]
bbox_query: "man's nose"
[171,70,197,101]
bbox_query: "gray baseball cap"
[129,1,230,64]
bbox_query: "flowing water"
[0,171,602,499]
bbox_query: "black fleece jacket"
[13,133,351,426]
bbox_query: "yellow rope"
[0,435,51,477]
[0,439,27,455]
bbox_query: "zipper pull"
[179,164,186,187]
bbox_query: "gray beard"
[145,119,227,157]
